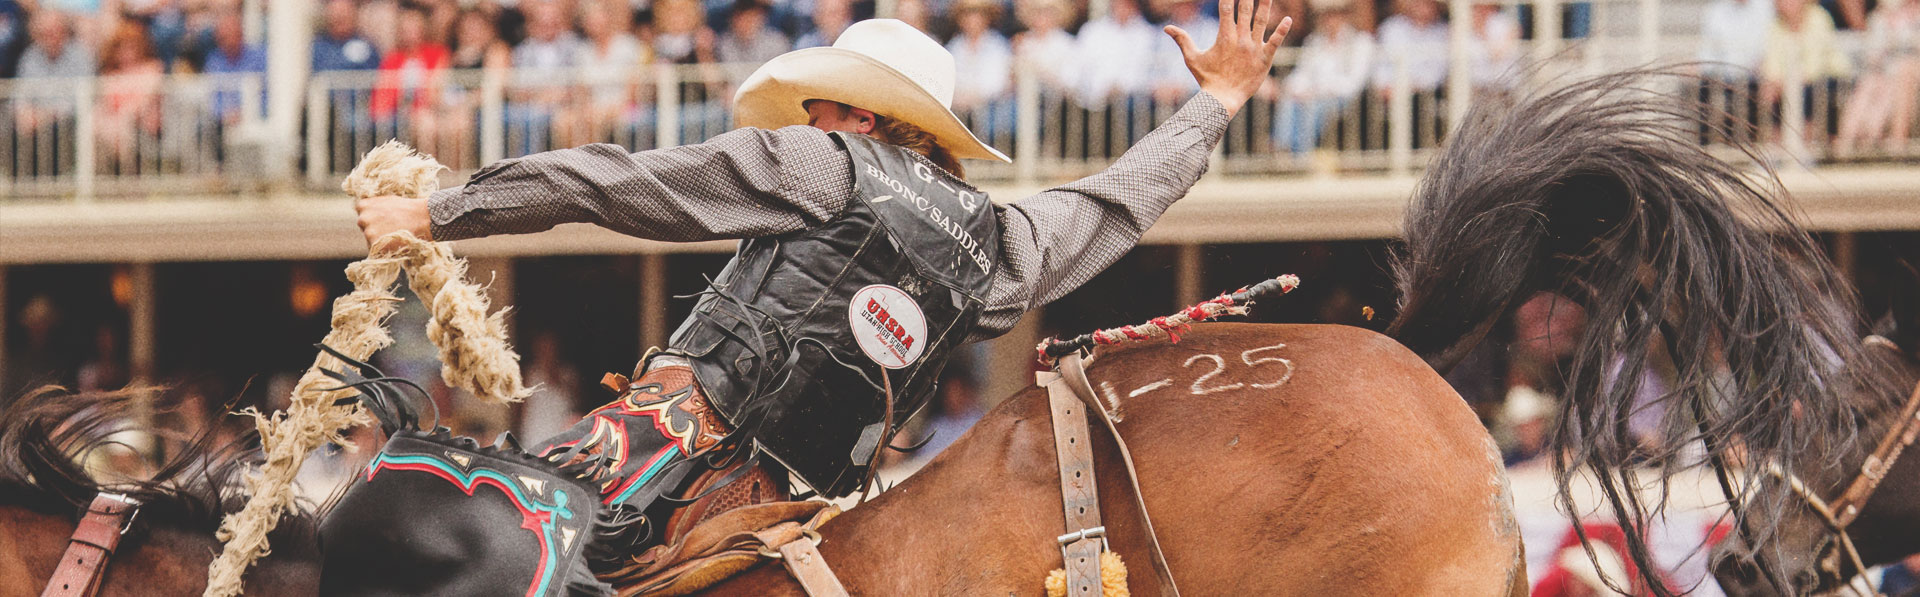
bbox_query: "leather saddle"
[605,499,840,596]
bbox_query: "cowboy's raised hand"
[1166,0,1292,118]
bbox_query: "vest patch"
[849,284,928,369]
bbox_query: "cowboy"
[354,7,1290,549]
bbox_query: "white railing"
[3,72,271,199]
[4,25,1915,201]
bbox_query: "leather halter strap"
[42,493,141,597]
[1041,352,1182,596]
[1764,340,1920,597]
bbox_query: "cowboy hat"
[733,19,1012,163]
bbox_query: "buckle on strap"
[92,492,142,535]
[1058,526,1106,547]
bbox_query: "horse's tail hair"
[1385,68,1901,596]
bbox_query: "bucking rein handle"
[201,141,531,597]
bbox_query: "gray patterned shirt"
[430,93,1231,341]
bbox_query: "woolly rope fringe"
[202,141,531,597]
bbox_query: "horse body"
[0,502,321,597]
[708,324,1526,596]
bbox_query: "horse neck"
[0,502,321,596]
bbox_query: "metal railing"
[4,27,1916,201]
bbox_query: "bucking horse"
[3,69,1916,596]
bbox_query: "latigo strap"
[42,493,140,597]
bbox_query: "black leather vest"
[667,132,999,497]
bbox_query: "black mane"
[0,385,319,543]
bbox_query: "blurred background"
[0,0,1915,591]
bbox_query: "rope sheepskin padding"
[1044,550,1130,597]
[202,141,531,597]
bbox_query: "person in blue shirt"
[312,0,378,72]
[1884,554,1920,597]
[202,9,266,124]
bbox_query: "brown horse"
[704,323,1527,595]
[0,387,323,596]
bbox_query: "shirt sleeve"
[971,91,1232,341]
[428,125,855,242]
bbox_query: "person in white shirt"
[1695,0,1774,143]
[1072,0,1160,106]
[1151,0,1219,102]
[946,0,1016,140]
[1698,0,1774,82]
[1368,0,1448,96]
[1274,1,1372,154]
[1012,0,1077,95]
[1466,0,1520,92]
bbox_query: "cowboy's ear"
[850,107,877,135]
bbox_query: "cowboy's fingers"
[1264,15,1294,52]
[1165,25,1201,64]
[1216,0,1233,33]
[1251,0,1277,40]
[1231,0,1253,30]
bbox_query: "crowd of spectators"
[1,0,1916,177]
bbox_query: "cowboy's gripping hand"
[1166,0,1292,118]
[355,195,433,248]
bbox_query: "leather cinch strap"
[42,493,140,597]
[776,532,850,597]
[1041,352,1182,597]
[1043,365,1107,596]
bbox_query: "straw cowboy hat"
[733,19,1012,163]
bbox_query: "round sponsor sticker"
[848,284,928,369]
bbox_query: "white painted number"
[1241,343,1295,389]
[1184,354,1246,395]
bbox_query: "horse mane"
[0,385,321,547]
[1386,68,1919,595]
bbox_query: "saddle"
[606,499,841,596]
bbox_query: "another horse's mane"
[0,385,320,545]
[1387,67,1920,596]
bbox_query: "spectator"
[893,0,931,32]
[1071,0,1157,106]
[1273,0,1372,155]
[654,0,729,139]
[14,9,94,134]
[1759,0,1851,146]
[1700,0,1774,81]
[792,0,850,49]
[716,0,789,65]
[1696,0,1772,144]
[451,6,512,70]
[431,8,511,168]
[76,324,128,392]
[202,9,266,125]
[1465,0,1520,92]
[516,332,581,442]
[508,0,582,153]
[1369,0,1447,96]
[1883,553,1920,596]
[0,0,25,78]
[122,0,189,70]
[95,20,166,168]
[560,0,642,144]
[1835,0,1919,155]
[16,9,94,80]
[370,3,449,123]
[314,0,381,72]
[1151,0,1218,102]
[1011,0,1075,94]
[946,0,1012,138]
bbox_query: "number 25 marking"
[1183,342,1295,395]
